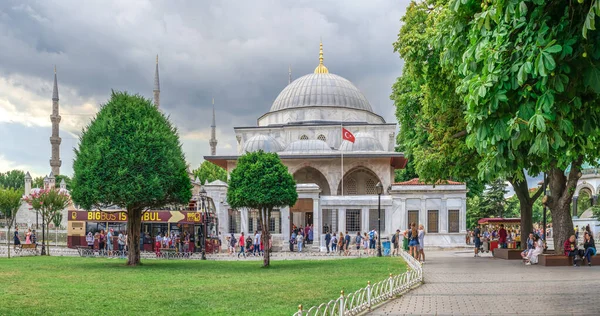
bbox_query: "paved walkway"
[370,250,600,316]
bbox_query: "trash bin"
[383,241,391,256]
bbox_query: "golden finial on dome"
[314,41,329,74]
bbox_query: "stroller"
[480,237,490,253]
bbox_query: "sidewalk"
[369,250,600,315]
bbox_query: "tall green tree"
[23,188,70,255]
[480,179,508,218]
[441,0,600,253]
[0,170,25,190]
[392,0,486,199]
[192,161,227,185]
[72,92,192,266]
[0,187,23,258]
[55,175,72,191]
[227,151,297,267]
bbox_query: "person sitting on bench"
[583,231,596,267]
[521,233,534,260]
[525,235,544,265]
[564,235,583,267]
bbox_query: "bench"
[493,248,523,260]
[539,254,590,266]
[16,244,38,255]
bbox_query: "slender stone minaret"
[209,98,218,156]
[50,67,62,175]
[48,171,56,189]
[288,65,292,85]
[153,55,160,108]
[24,172,32,196]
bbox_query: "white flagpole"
[341,122,344,197]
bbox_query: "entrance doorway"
[289,198,313,235]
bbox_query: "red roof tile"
[393,178,464,185]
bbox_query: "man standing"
[296,233,304,252]
[391,229,400,256]
[344,232,351,256]
[253,231,260,256]
[473,226,481,257]
[325,231,331,254]
[368,229,376,255]
[106,228,114,256]
[118,231,125,258]
[238,232,246,258]
[13,227,20,250]
[498,224,507,249]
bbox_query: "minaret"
[314,41,329,74]
[24,172,32,196]
[50,66,62,175]
[288,65,292,85]
[153,55,160,108]
[209,98,218,156]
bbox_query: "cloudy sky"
[0,0,411,178]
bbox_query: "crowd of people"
[12,227,37,249]
[85,228,128,258]
[226,231,272,258]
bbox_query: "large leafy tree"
[0,170,25,191]
[392,1,486,198]
[0,187,23,258]
[227,151,297,267]
[72,92,191,266]
[441,0,600,253]
[23,188,70,255]
[480,179,508,218]
[192,161,227,185]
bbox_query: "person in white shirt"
[253,231,261,256]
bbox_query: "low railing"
[293,250,423,316]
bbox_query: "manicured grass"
[0,256,406,315]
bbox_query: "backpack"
[355,236,361,244]
[391,233,397,244]
[368,231,375,240]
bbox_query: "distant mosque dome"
[340,132,384,152]
[242,135,283,153]
[283,139,332,153]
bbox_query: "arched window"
[299,135,309,140]
[317,134,326,142]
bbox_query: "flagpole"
[341,122,344,197]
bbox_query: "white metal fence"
[293,250,423,316]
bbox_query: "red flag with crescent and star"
[342,128,355,143]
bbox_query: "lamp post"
[376,182,383,257]
[200,187,207,260]
[542,172,547,241]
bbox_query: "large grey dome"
[340,132,384,152]
[270,73,373,112]
[243,135,283,153]
[284,139,332,153]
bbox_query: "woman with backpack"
[331,233,338,253]
[408,223,419,259]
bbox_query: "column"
[399,198,406,232]
[312,198,321,249]
[460,198,467,233]
[572,196,578,218]
[240,208,249,236]
[338,208,346,233]
[281,206,290,244]
[440,198,448,233]
[420,198,427,231]
[362,207,369,233]
[593,195,598,206]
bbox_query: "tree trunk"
[41,219,46,256]
[509,172,543,250]
[546,160,582,255]
[7,224,11,259]
[46,222,51,256]
[127,208,142,266]
[260,207,271,267]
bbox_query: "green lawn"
[0,256,406,316]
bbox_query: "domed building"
[206,43,468,249]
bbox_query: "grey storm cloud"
[0,0,409,175]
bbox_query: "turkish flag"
[342,128,355,143]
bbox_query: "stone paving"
[370,250,600,316]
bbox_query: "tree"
[71,91,191,266]
[480,179,508,218]
[53,211,63,246]
[23,188,70,255]
[0,170,25,191]
[55,175,72,191]
[32,177,44,189]
[192,161,227,185]
[442,0,600,253]
[392,1,486,198]
[505,189,550,224]
[227,151,297,267]
[0,187,23,258]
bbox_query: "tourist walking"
[308,225,313,245]
[363,233,369,255]
[344,232,351,256]
[238,232,246,258]
[25,229,32,244]
[331,233,337,253]
[325,231,331,253]
[338,232,344,255]
[407,223,419,259]
[31,230,37,245]
[473,226,481,257]
[13,227,20,250]
[391,229,400,256]
[418,224,425,263]
[107,228,114,256]
[355,232,363,255]
[86,232,94,249]
[253,231,261,256]
[245,235,253,255]
[368,229,376,255]
[297,233,304,252]
[498,224,507,249]
[118,231,125,258]
[229,233,236,255]
[290,231,296,252]
[99,230,106,254]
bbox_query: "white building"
[204,43,468,250]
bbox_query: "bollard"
[339,290,345,316]
[298,304,302,316]
[389,273,393,298]
[367,281,372,310]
